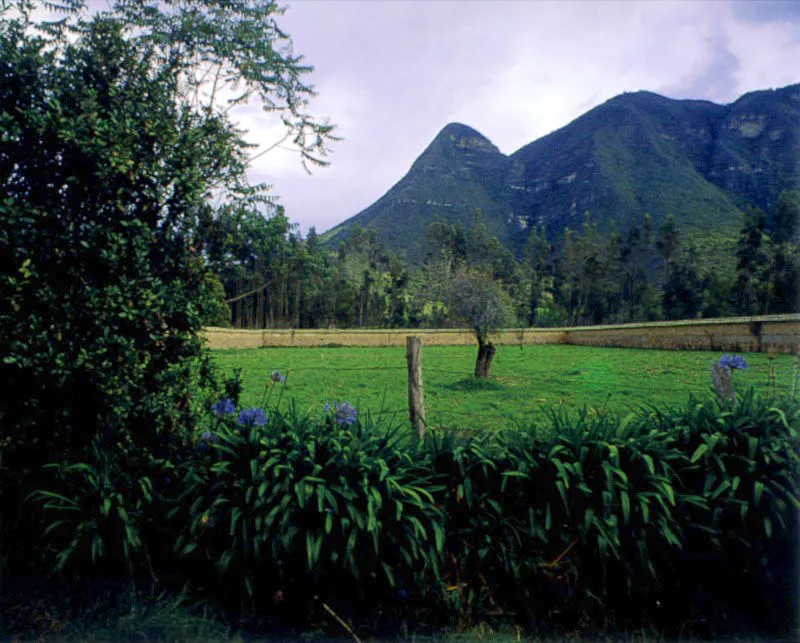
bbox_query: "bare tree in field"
[446,268,511,378]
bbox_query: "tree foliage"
[206,193,799,337]
[445,268,513,377]
[0,0,335,567]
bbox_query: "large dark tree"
[766,192,800,313]
[0,0,334,565]
[524,224,551,326]
[662,243,704,320]
[767,191,800,245]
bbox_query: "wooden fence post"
[406,336,427,438]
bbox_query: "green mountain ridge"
[323,84,800,261]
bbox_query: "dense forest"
[207,191,800,330]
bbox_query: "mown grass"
[211,344,797,431]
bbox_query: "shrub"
[26,437,183,585]
[0,10,220,573]
[170,406,444,615]
[654,390,800,633]
[423,411,689,628]
[22,390,800,638]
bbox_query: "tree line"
[206,192,800,330]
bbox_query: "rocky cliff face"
[707,85,800,209]
[323,84,800,261]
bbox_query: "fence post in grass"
[406,336,427,439]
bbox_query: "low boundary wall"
[203,314,800,353]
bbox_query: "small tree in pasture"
[446,268,511,378]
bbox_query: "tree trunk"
[236,278,242,328]
[295,276,302,328]
[474,338,497,378]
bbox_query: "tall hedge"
[0,0,334,573]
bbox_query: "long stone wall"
[202,327,567,349]
[564,316,800,353]
[203,328,265,349]
[202,314,800,353]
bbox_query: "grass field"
[212,345,798,431]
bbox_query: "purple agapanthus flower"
[327,401,358,427]
[270,370,286,383]
[212,398,236,416]
[718,354,748,371]
[237,407,268,427]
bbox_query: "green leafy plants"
[27,439,157,579]
[411,387,800,637]
[171,407,444,613]
[421,409,690,628]
[18,357,800,638]
[656,390,800,633]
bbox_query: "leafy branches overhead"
[7,0,337,176]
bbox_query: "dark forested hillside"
[323,84,800,261]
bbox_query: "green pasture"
[211,344,798,431]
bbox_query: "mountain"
[322,123,514,257]
[322,84,800,261]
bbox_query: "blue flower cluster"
[238,407,268,427]
[718,354,748,371]
[270,370,286,383]
[210,393,270,437]
[324,401,358,426]
[212,398,236,416]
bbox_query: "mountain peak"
[438,121,486,137]
[432,122,500,154]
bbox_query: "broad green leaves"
[21,389,800,630]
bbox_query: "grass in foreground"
[0,587,673,642]
[211,344,797,431]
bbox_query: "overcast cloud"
[233,0,800,234]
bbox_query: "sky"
[236,0,800,235]
[33,0,797,234]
